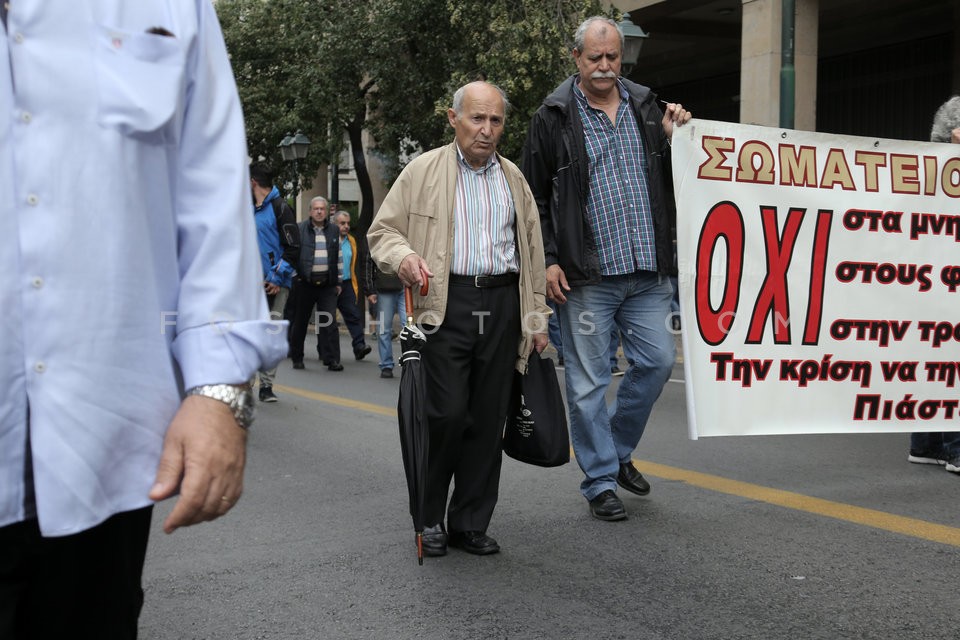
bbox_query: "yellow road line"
[273,384,396,417]
[633,459,960,547]
[273,383,960,547]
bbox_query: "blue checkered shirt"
[574,79,657,274]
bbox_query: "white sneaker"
[907,449,945,465]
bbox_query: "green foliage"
[441,0,608,159]
[216,0,609,197]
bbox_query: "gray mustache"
[590,71,617,79]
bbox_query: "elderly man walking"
[521,16,691,521]
[369,81,549,557]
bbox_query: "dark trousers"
[0,506,152,640]
[337,280,367,352]
[289,278,339,363]
[420,282,520,533]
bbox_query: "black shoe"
[617,461,651,496]
[448,530,500,555]
[258,386,278,403]
[327,362,344,371]
[354,345,372,360]
[589,490,626,521]
[421,524,447,557]
[380,368,393,378]
[292,360,305,370]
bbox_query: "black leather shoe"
[292,360,305,370]
[588,490,626,521]
[354,345,372,360]
[617,461,650,496]
[449,530,500,555]
[327,362,344,371]
[421,524,447,557]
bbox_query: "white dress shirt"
[0,0,287,536]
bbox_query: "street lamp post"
[278,129,311,197]
[618,13,649,77]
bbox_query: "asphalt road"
[139,335,960,640]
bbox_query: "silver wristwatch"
[186,383,255,430]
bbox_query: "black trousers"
[288,278,339,363]
[0,506,152,640]
[420,281,520,533]
[337,280,367,352]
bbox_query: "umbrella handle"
[405,266,430,325]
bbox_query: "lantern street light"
[278,129,311,195]
[618,13,649,77]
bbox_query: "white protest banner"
[671,119,960,438]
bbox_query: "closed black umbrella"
[397,280,429,564]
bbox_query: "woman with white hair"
[908,96,960,474]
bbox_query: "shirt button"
[27,194,39,206]
[31,277,43,289]
[13,33,24,44]
[21,111,32,124]
[34,361,46,373]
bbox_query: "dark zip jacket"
[520,75,677,286]
[296,218,340,286]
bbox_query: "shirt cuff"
[171,319,289,389]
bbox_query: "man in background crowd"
[335,211,372,363]
[250,162,299,402]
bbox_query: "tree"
[437,0,607,160]
[217,0,609,232]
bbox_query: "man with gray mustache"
[521,16,690,521]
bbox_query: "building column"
[740,0,818,130]
[794,0,818,131]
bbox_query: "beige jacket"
[368,143,550,373]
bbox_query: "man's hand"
[148,395,247,534]
[532,332,549,353]
[662,102,692,140]
[264,282,280,296]
[546,264,570,304]
[398,254,433,288]
[367,294,378,305]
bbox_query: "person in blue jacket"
[251,163,299,402]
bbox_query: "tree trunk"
[345,110,373,322]
[346,115,374,237]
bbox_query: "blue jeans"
[549,300,620,366]
[911,432,960,459]
[609,329,620,368]
[547,299,563,360]
[558,272,675,501]
[373,291,405,371]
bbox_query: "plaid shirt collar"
[573,76,630,107]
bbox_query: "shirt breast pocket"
[93,25,185,144]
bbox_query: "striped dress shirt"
[450,147,519,276]
[574,80,657,275]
